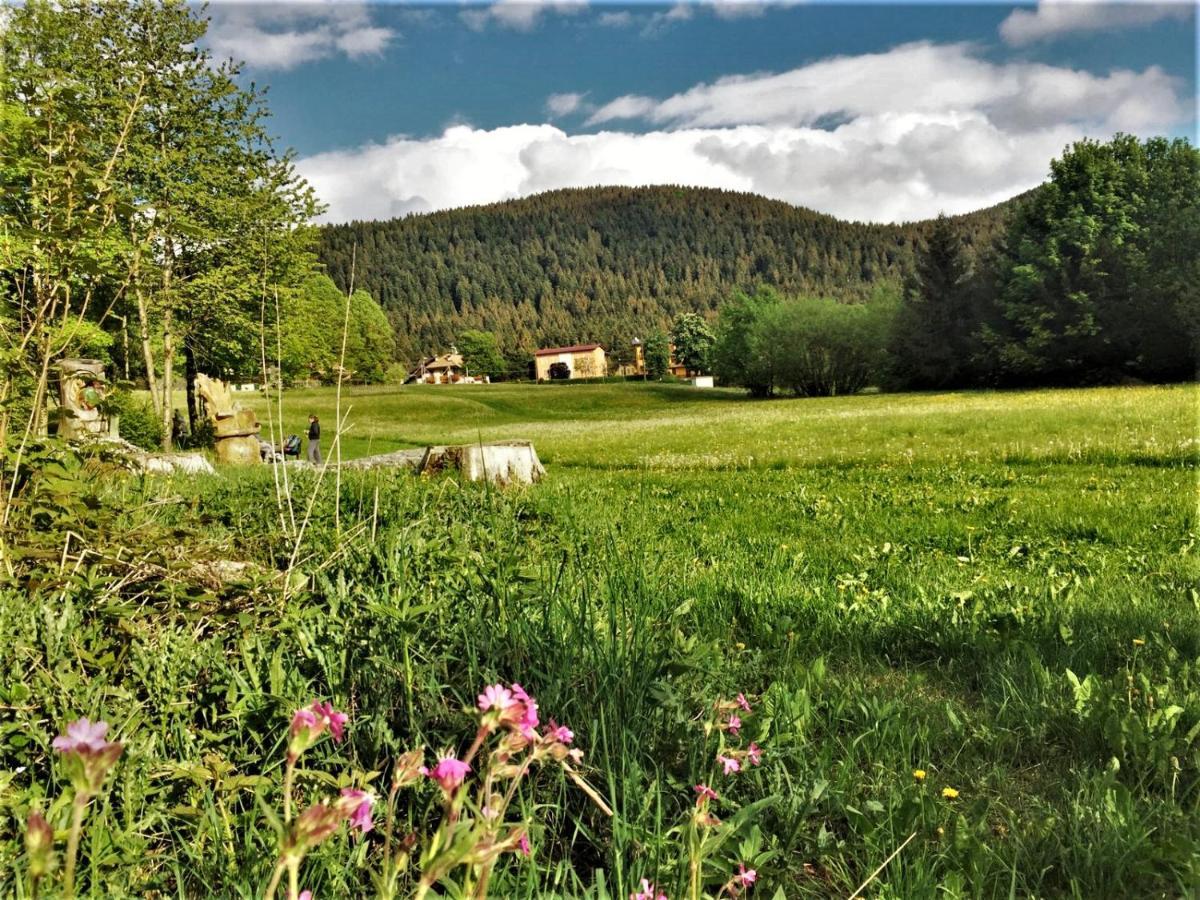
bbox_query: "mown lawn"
[4,382,1197,897]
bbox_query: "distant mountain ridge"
[317,185,1030,363]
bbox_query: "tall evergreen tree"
[890,214,973,389]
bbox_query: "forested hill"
[317,185,1026,363]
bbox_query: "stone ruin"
[194,373,262,465]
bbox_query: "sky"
[200,1,1198,224]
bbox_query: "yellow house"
[534,343,607,381]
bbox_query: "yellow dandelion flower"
[941,787,959,800]
[912,769,927,782]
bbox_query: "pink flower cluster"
[421,755,472,795]
[631,878,668,900]
[288,700,349,763]
[477,682,540,739]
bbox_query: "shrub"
[107,391,164,449]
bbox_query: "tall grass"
[2,383,1196,897]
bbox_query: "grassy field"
[5,382,1198,897]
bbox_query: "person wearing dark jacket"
[307,415,322,464]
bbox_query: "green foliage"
[748,295,896,397]
[106,390,164,450]
[669,312,716,375]
[643,331,671,380]
[279,275,394,384]
[457,329,506,380]
[713,286,781,396]
[986,134,1199,383]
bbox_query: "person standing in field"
[307,414,322,464]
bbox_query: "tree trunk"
[134,286,160,416]
[160,306,174,451]
[184,342,198,434]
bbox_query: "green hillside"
[318,186,1027,363]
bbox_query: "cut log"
[342,440,545,485]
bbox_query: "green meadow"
[5,382,1198,897]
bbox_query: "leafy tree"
[0,0,319,451]
[643,331,670,380]
[986,135,1198,383]
[752,297,895,397]
[458,330,506,380]
[670,312,715,374]
[344,289,395,384]
[713,287,781,396]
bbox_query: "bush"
[107,391,163,450]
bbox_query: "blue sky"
[202,2,1197,223]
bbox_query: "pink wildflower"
[717,754,741,775]
[338,788,375,835]
[52,717,123,793]
[693,784,719,804]
[727,714,742,735]
[568,747,584,763]
[298,892,312,900]
[426,756,471,793]
[290,708,318,738]
[631,878,668,900]
[508,683,540,738]
[478,684,515,712]
[747,742,762,766]
[52,718,112,754]
[311,701,348,743]
[737,864,757,886]
[518,832,531,856]
[547,721,574,744]
[736,693,752,713]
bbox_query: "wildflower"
[25,810,54,880]
[292,803,342,850]
[311,701,348,743]
[727,714,742,735]
[392,747,426,790]
[746,742,762,766]
[737,863,757,886]
[299,892,312,900]
[482,805,499,820]
[478,683,515,713]
[912,769,926,782]
[338,788,375,835]
[631,878,668,900]
[290,707,318,737]
[1132,638,1145,647]
[518,832,531,856]
[53,717,123,793]
[941,787,959,800]
[509,683,540,738]
[694,783,719,804]
[736,693,752,713]
[546,721,574,744]
[717,754,741,775]
[424,756,471,794]
[568,747,584,763]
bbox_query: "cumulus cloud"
[205,2,394,70]
[460,0,587,32]
[296,43,1188,225]
[586,41,1184,132]
[1000,0,1193,46]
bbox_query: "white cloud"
[586,41,1184,133]
[204,2,395,70]
[1000,0,1193,45]
[460,0,587,32]
[706,0,769,20]
[296,43,1188,225]
[546,92,587,117]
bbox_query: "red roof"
[534,343,603,357]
